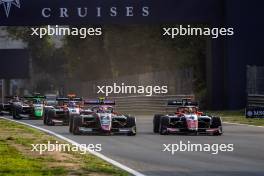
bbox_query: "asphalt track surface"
[2,115,264,176]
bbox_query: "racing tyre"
[0,107,3,116]
[46,111,55,126]
[0,105,3,116]
[72,116,82,135]
[43,110,49,125]
[43,114,47,125]
[160,116,169,135]
[12,109,22,120]
[126,116,136,136]
[153,114,162,133]
[69,115,72,133]
[69,114,78,133]
[46,116,54,126]
[211,116,223,136]
[65,111,70,126]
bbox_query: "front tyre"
[69,115,78,133]
[72,116,82,135]
[126,116,137,136]
[12,109,22,120]
[159,116,169,135]
[43,115,47,125]
[46,111,55,126]
[153,114,162,133]
[211,116,223,136]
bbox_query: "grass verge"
[0,118,129,176]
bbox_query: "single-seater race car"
[12,95,46,120]
[153,98,223,135]
[69,98,137,136]
[0,96,20,115]
[44,94,82,126]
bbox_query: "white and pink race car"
[69,99,136,136]
[153,99,223,135]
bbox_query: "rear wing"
[56,97,82,102]
[167,98,198,107]
[1,96,20,103]
[56,97,69,101]
[4,96,19,99]
[72,97,82,101]
[84,99,115,105]
[24,95,46,100]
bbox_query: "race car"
[12,95,45,120]
[44,94,82,126]
[69,98,137,136]
[153,99,223,135]
[0,96,20,115]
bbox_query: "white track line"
[0,117,145,176]
[223,122,264,128]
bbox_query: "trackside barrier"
[247,94,264,107]
[108,95,194,114]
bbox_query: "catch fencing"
[247,66,264,107]
[247,94,264,107]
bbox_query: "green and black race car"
[12,95,46,120]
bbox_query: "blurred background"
[1,24,264,110]
[0,25,206,104]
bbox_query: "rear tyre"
[211,116,223,136]
[126,116,136,136]
[72,116,82,135]
[153,114,162,133]
[159,116,169,135]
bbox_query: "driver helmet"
[68,101,76,107]
[188,107,193,113]
[97,106,105,113]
